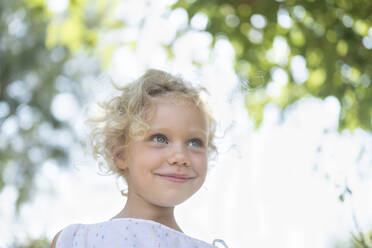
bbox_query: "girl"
[51,69,229,248]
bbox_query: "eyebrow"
[148,127,208,137]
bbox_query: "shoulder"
[50,223,82,248]
[51,230,62,248]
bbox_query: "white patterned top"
[56,218,229,248]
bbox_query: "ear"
[113,148,128,170]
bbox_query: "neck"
[111,191,183,233]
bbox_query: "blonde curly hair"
[86,69,217,187]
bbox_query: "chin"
[153,195,192,208]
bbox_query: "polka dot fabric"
[56,218,229,248]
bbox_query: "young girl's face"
[116,96,209,207]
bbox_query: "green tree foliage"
[1,0,124,212]
[173,0,372,131]
[1,0,73,211]
[335,230,372,248]
[9,236,50,248]
[0,0,109,212]
[43,0,123,55]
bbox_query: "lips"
[157,174,193,183]
[156,173,193,179]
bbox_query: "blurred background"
[1,0,372,247]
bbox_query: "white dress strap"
[213,239,229,248]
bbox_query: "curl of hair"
[85,69,217,182]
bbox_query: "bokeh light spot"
[51,93,79,122]
[290,55,309,84]
[191,12,208,31]
[250,14,266,29]
[277,9,292,29]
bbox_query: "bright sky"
[1,0,371,247]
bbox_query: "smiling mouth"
[156,175,194,183]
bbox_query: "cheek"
[130,150,165,178]
[144,149,166,165]
[192,152,208,173]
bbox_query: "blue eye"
[189,139,203,147]
[152,134,168,144]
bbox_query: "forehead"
[146,96,208,134]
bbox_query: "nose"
[167,144,190,167]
